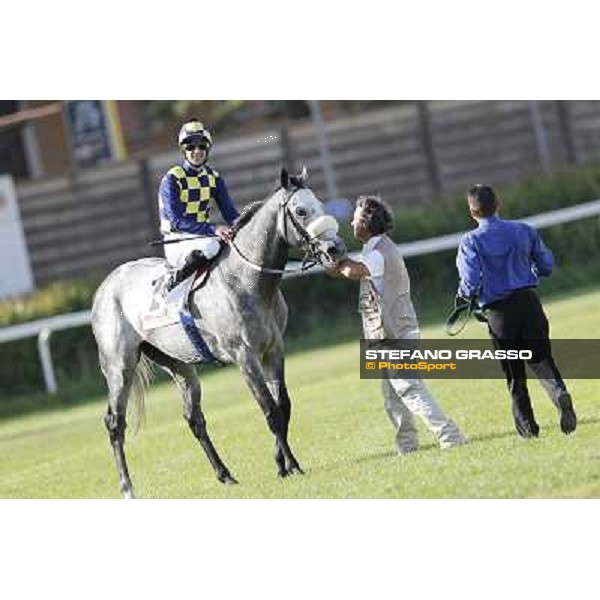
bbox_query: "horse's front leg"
[239,350,303,478]
[263,350,303,477]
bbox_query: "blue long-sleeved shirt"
[158,160,239,236]
[456,215,554,307]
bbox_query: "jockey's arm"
[159,174,183,230]
[213,177,240,243]
[326,258,370,281]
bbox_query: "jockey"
[158,118,240,291]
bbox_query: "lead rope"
[445,296,488,336]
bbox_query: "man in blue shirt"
[158,119,240,292]
[456,184,576,438]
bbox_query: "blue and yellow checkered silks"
[168,165,219,223]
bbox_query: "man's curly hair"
[356,195,394,235]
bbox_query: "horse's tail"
[128,353,155,435]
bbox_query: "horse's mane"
[231,176,305,235]
[231,200,265,234]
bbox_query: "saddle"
[143,265,218,364]
[144,266,210,331]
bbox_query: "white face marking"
[287,188,325,229]
[286,188,339,241]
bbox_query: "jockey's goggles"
[184,143,209,152]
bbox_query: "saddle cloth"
[142,273,194,331]
[142,270,218,364]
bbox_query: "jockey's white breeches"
[163,234,221,268]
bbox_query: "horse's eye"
[295,206,307,218]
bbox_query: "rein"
[445,296,488,336]
[228,239,317,274]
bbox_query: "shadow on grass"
[320,441,443,472]
[577,416,600,427]
[468,429,518,444]
[465,415,600,445]
[322,424,577,471]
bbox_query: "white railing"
[0,311,91,394]
[285,197,600,277]
[2,198,600,394]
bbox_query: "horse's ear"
[280,168,290,190]
[299,165,308,185]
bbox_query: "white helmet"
[178,119,213,148]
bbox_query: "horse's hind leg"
[141,345,237,485]
[92,281,144,498]
[100,353,139,499]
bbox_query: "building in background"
[0,100,383,181]
[0,101,29,178]
[2,100,600,291]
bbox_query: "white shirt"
[354,235,385,294]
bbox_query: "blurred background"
[1,100,600,400]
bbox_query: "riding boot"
[165,250,210,292]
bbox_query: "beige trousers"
[381,376,467,454]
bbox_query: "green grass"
[0,288,599,499]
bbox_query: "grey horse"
[91,169,346,498]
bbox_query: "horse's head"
[278,167,347,268]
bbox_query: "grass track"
[0,288,599,498]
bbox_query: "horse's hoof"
[122,488,135,499]
[218,472,238,485]
[278,465,304,478]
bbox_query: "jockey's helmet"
[178,119,213,149]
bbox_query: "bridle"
[229,186,323,275]
[278,187,313,247]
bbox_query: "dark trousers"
[486,289,572,437]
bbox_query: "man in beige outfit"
[327,196,467,454]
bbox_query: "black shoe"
[165,251,210,293]
[557,395,577,434]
